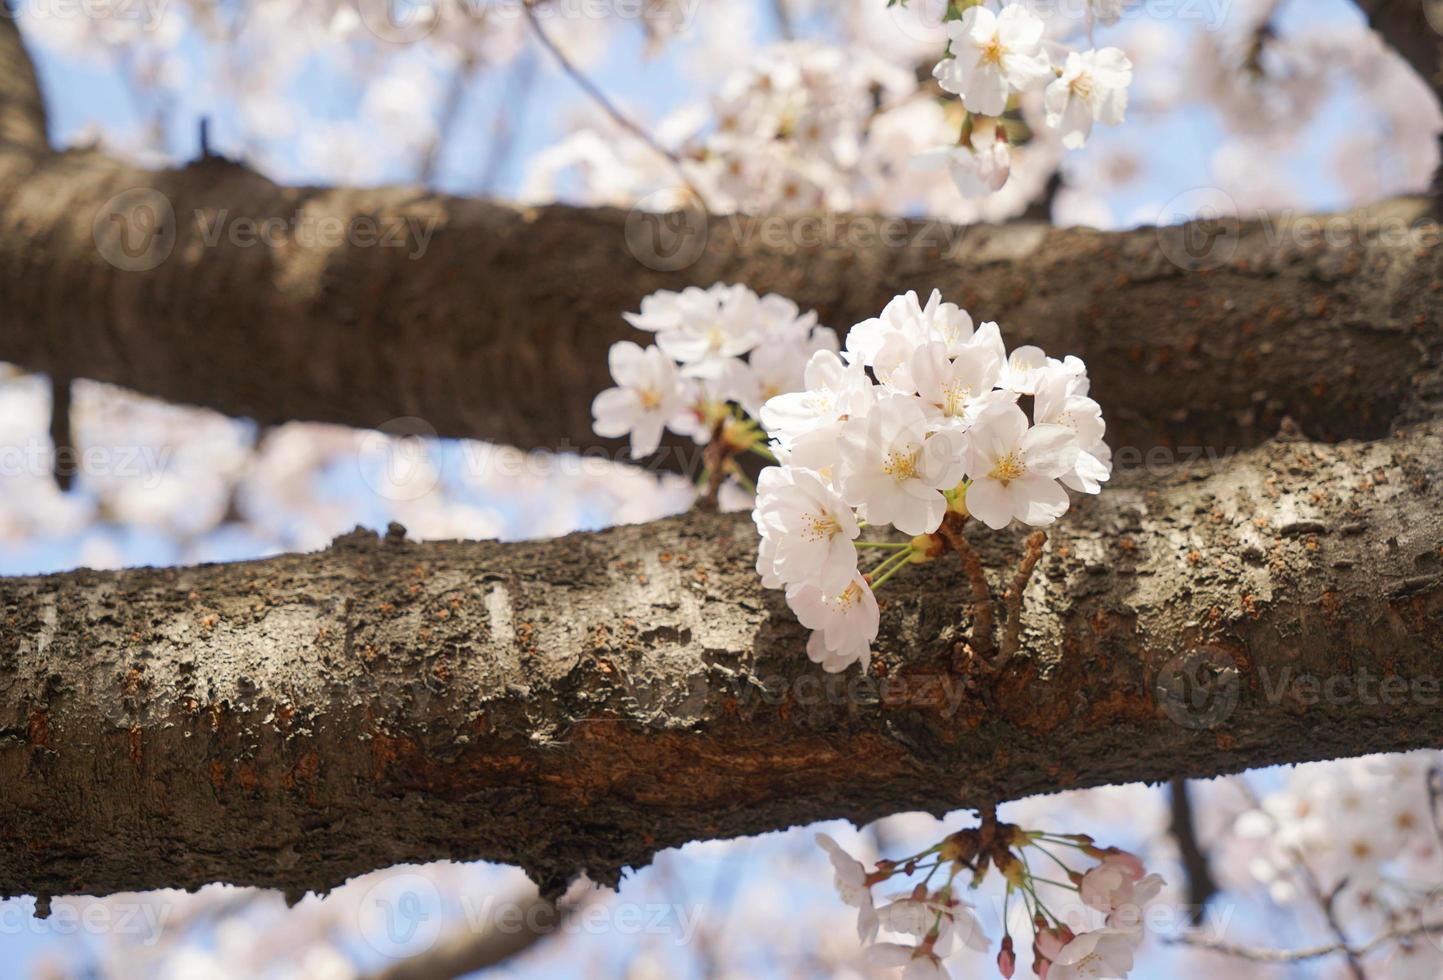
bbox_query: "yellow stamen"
[989,451,1025,486]
[883,449,919,482]
[803,513,842,541]
[941,382,972,417]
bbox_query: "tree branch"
[0,10,1438,464]
[1171,917,1443,964]
[361,887,566,980]
[3,416,1442,902]
[1167,778,1217,916]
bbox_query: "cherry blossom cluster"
[818,818,1164,979]
[526,35,1069,223]
[923,0,1133,197]
[754,289,1109,672]
[1229,751,1443,970]
[591,283,838,460]
[527,39,960,217]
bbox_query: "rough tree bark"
[3,414,1443,902]
[0,11,1442,905]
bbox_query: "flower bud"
[998,935,1016,978]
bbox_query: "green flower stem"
[868,547,914,579]
[870,552,915,589]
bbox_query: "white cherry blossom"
[590,342,686,457]
[932,5,1052,117]
[865,941,952,980]
[1045,48,1133,150]
[1080,856,1163,919]
[1034,364,1112,494]
[753,466,860,593]
[761,349,873,448]
[922,117,1014,198]
[816,833,880,941]
[997,344,1048,395]
[845,289,978,386]
[623,284,765,379]
[907,340,1009,434]
[837,394,966,535]
[1038,928,1141,980]
[789,572,880,673]
[964,403,1078,530]
[877,893,990,952]
[1090,0,1127,26]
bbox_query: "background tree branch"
[0,23,1439,468]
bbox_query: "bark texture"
[1,150,1438,465]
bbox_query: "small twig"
[695,418,730,512]
[522,0,707,206]
[49,374,73,493]
[1170,918,1443,964]
[937,514,995,663]
[999,530,1046,663]
[772,0,795,40]
[420,52,479,185]
[479,49,538,193]
[1227,776,1368,976]
[361,887,586,980]
[1168,777,1218,917]
[1426,762,1443,856]
[1301,864,1369,979]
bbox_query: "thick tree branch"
[0,10,1437,464]
[2,417,1442,902]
